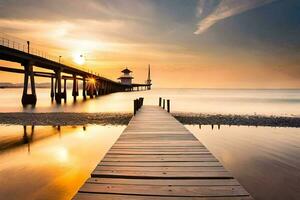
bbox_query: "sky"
[0,0,300,88]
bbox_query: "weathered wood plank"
[107,151,211,155]
[110,147,208,151]
[91,170,232,179]
[102,156,218,162]
[86,178,241,186]
[99,161,223,167]
[94,166,226,172]
[74,193,253,200]
[74,193,254,200]
[78,184,249,197]
[113,143,203,147]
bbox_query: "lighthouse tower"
[146,64,151,90]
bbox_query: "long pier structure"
[0,34,151,105]
[74,106,253,199]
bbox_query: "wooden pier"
[0,34,151,106]
[74,106,253,200]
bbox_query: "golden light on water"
[53,147,69,162]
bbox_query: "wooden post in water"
[163,99,165,109]
[139,97,144,107]
[159,97,162,107]
[133,99,137,115]
[134,97,144,115]
[167,99,170,113]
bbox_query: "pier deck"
[74,106,253,199]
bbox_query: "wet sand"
[0,112,132,125]
[0,112,300,127]
[174,112,300,128]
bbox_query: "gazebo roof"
[121,68,132,73]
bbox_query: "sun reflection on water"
[53,147,69,163]
[0,125,126,200]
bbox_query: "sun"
[72,52,85,65]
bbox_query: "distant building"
[118,68,133,85]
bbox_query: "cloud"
[0,0,156,22]
[195,0,277,34]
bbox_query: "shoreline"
[0,112,299,128]
[0,112,132,126]
[173,112,300,128]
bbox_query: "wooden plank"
[99,161,223,167]
[74,193,254,200]
[94,166,227,172]
[107,151,211,155]
[110,147,208,151]
[91,170,232,179]
[102,158,217,162]
[113,143,202,147]
[73,106,253,199]
[111,146,207,149]
[86,178,241,186]
[78,184,249,197]
[104,154,215,158]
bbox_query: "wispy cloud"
[195,0,277,34]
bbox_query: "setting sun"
[72,52,85,65]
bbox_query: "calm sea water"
[0,88,300,116]
[187,125,300,200]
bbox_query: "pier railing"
[0,32,95,75]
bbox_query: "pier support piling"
[72,75,78,101]
[98,81,102,95]
[21,61,37,106]
[54,69,62,104]
[63,78,67,103]
[82,77,86,100]
[50,77,54,102]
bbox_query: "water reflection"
[23,125,34,153]
[187,125,300,200]
[0,124,125,200]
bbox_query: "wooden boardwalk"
[74,106,253,200]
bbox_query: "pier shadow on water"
[0,124,125,200]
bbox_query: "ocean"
[0,88,299,116]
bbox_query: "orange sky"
[0,0,299,88]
